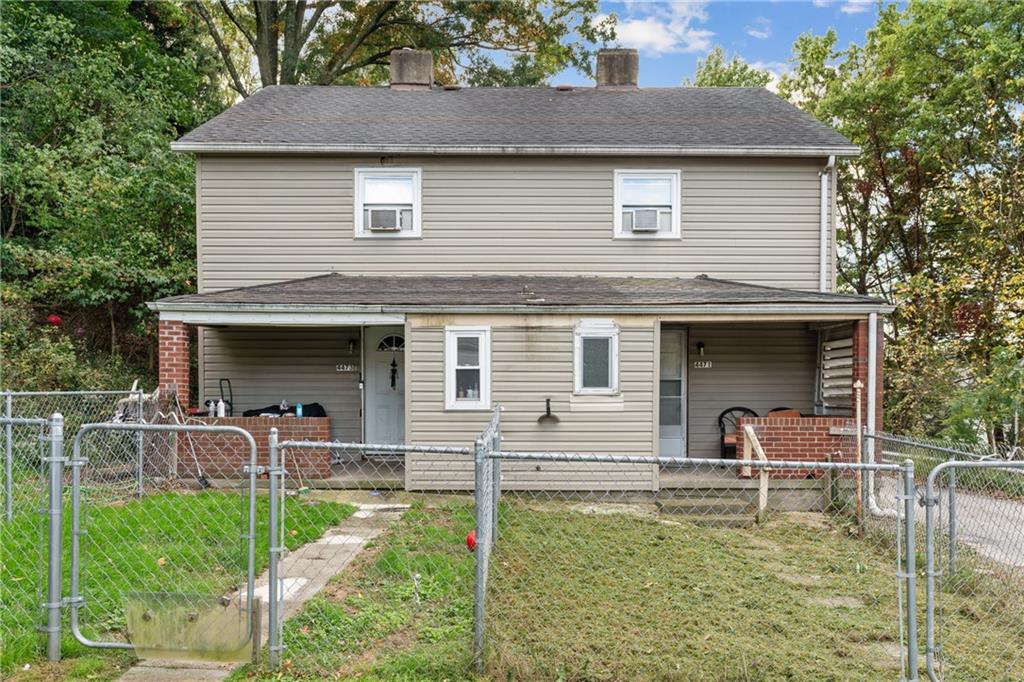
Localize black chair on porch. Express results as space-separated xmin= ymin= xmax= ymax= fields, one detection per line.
xmin=718 ymin=407 xmax=758 ymax=459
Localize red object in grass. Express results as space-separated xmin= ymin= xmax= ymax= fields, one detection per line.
xmin=466 ymin=529 xmax=476 ymax=552
xmin=46 ymin=314 xmax=62 ymax=326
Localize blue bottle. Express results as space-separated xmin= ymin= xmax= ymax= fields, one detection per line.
xmin=295 ymin=403 xmax=303 ymax=418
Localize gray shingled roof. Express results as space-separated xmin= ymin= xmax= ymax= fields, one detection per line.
xmin=155 ymin=274 xmax=883 ymax=309
xmin=172 ymin=86 xmax=857 ymax=155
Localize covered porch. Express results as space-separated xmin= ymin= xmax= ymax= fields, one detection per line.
xmin=150 ymin=274 xmax=888 ymax=493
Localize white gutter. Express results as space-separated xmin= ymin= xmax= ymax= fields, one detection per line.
xmin=149 ymin=301 xmax=894 ymax=320
xmin=819 ymin=154 xmax=836 ymax=292
xmin=170 ymin=141 xmax=862 ymax=157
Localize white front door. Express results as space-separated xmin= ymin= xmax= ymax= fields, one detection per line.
xmin=659 ymin=329 xmax=688 ymax=458
xmin=364 ymin=327 xmax=405 ymax=444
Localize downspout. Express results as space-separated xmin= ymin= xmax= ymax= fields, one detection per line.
xmin=819 ymin=155 xmax=836 ymax=292
xmin=865 ymin=311 xmax=897 ymax=519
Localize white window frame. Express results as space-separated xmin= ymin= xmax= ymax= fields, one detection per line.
xmin=613 ymin=169 xmax=681 ymax=240
xmin=574 ymin=319 xmax=620 ymax=395
xmin=354 ymin=168 xmax=422 ymax=239
xmin=444 ymin=326 xmax=491 ymax=410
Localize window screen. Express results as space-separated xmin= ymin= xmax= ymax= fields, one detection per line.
xmin=581 ymin=337 xmax=612 ymax=389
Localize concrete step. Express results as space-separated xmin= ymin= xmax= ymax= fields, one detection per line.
xmin=688 ymin=514 xmax=756 ymax=528
xmin=656 ymin=497 xmax=754 ymax=517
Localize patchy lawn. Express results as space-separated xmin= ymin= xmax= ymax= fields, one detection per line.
xmin=1 ymin=490 xmax=354 ymax=679
xmin=232 ymin=499 xmax=1023 ymax=682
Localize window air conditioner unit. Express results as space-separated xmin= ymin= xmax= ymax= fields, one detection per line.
xmin=630 ymin=208 xmax=661 ymax=232
xmin=367 ymin=207 xmax=401 ymax=231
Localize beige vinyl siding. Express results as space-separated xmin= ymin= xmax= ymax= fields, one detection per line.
xmin=405 ymin=314 xmax=657 ymax=491
xmin=685 ymin=324 xmax=817 ymax=459
xmin=196 ymin=155 xmax=831 ymax=293
xmin=200 ymin=327 xmax=360 ymax=441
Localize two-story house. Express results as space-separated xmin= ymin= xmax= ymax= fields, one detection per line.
xmin=150 ymin=48 xmax=890 ymax=491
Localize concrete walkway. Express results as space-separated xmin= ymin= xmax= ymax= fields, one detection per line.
xmin=118 ymin=496 xmax=408 ymax=681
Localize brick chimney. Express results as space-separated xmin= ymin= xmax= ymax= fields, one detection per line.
xmin=389 ymin=49 xmax=433 ymax=90
xmin=596 ymin=48 xmax=639 ymax=89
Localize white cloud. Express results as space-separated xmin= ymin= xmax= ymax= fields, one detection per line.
xmin=608 ymin=1 xmax=715 ymax=55
xmin=811 ymin=0 xmax=832 ymax=7
xmin=744 ymin=17 xmax=772 ymax=40
xmin=751 ymin=60 xmax=789 ymax=93
xmin=840 ymin=0 xmax=871 ymax=14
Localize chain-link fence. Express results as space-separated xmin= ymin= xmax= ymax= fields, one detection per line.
xmin=0 ymin=416 xmax=51 ymax=668
xmin=869 ymin=432 xmax=1024 ymax=681
xmin=264 ymin=435 xmax=479 ymax=676
xmin=2 ymin=390 xmax=147 ymax=524
xmin=474 ymin=423 xmax=918 ymax=680
xmin=68 ymin=422 xmax=260 ymax=662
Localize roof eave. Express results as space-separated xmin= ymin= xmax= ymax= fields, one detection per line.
xmin=150 ymin=300 xmax=894 ymax=319
xmin=169 ymin=142 xmax=861 ymax=157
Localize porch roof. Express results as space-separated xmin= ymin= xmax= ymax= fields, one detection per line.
xmin=150 ymin=274 xmax=891 ymax=322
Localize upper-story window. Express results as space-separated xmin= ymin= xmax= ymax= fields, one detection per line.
xmin=354 ymin=168 xmax=422 ymax=238
xmin=613 ymin=170 xmax=681 ymax=239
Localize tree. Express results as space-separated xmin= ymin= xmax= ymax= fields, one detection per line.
xmin=0 ymin=1 xmax=228 ymax=386
xmin=779 ymin=0 xmax=1024 ymax=438
xmin=191 ymin=0 xmax=615 ymax=96
xmin=684 ymin=46 xmax=772 ymax=88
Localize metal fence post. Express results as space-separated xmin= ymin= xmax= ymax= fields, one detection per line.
xmin=5 ymin=392 xmax=12 ymax=521
xmin=903 ymin=459 xmax=919 ymax=681
xmin=473 ymin=437 xmax=487 ymax=672
xmin=45 ymin=413 xmax=65 ymax=662
xmin=923 ymin=465 xmax=939 ymax=681
xmin=267 ymin=428 xmax=282 ymax=669
xmin=490 ymin=419 xmax=501 ymax=545
xmin=135 ymin=391 xmax=145 ymax=496
xmin=947 ymin=459 xmax=957 ymax=575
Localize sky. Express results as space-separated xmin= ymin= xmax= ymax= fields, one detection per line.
xmin=554 ymin=0 xmax=890 ymax=87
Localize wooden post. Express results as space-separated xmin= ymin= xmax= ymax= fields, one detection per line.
xmin=251 ymin=597 xmax=262 ymax=664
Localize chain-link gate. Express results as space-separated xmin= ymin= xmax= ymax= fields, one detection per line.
xmin=265 ymin=431 xmax=479 ymax=674
xmin=923 ymin=457 xmax=1024 ymax=681
xmin=68 ymin=422 xmax=260 ymax=662
xmin=869 ymin=431 xmax=1024 ymax=681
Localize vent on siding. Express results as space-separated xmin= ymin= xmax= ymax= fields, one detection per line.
xmin=818 ymin=334 xmax=853 ymax=413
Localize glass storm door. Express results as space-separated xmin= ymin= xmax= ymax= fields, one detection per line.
xmin=659 ymin=329 xmax=687 ymax=458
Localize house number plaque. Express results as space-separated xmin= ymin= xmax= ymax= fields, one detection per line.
xmin=693 ymin=361 xmax=713 ymax=369
xmin=335 ymin=363 xmax=358 ymax=373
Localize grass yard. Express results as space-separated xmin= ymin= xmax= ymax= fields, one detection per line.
xmin=1 ymin=490 xmax=354 ymax=679
xmin=231 ymin=499 xmax=1023 ymax=682
xmin=231 ymin=499 xmax=478 ymax=682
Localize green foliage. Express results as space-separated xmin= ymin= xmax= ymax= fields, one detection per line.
xmin=780 ymin=0 xmax=1024 ymax=439
xmin=0 ymin=1 xmax=229 ymax=389
xmin=944 ymin=347 xmax=1024 ymax=446
xmin=685 ymin=46 xmax=773 ymax=87
xmin=194 ymin=0 xmax=616 ymax=95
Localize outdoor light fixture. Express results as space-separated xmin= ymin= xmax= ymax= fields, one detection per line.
xmin=697 ymin=341 xmax=706 ymax=356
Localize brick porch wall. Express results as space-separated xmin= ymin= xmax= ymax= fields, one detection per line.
xmin=736 ymin=416 xmax=855 ymax=479
xmin=158 ymin=319 xmax=189 ymax=406
xmin=851 ymin=318 xmax=884 ymax=431
xmin=177 ymin=416 xmax=333 ymax=480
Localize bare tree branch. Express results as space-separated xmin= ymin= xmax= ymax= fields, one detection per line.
xmin=319 ymin=1 xmax=397 ymax=84
xmin=218 ymin=0 xmax=257 ymax=50
xmin=192 ymin=1 xmax=250 ymax=97
xmin=300 ymin=0 xmax=332 ymax=46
